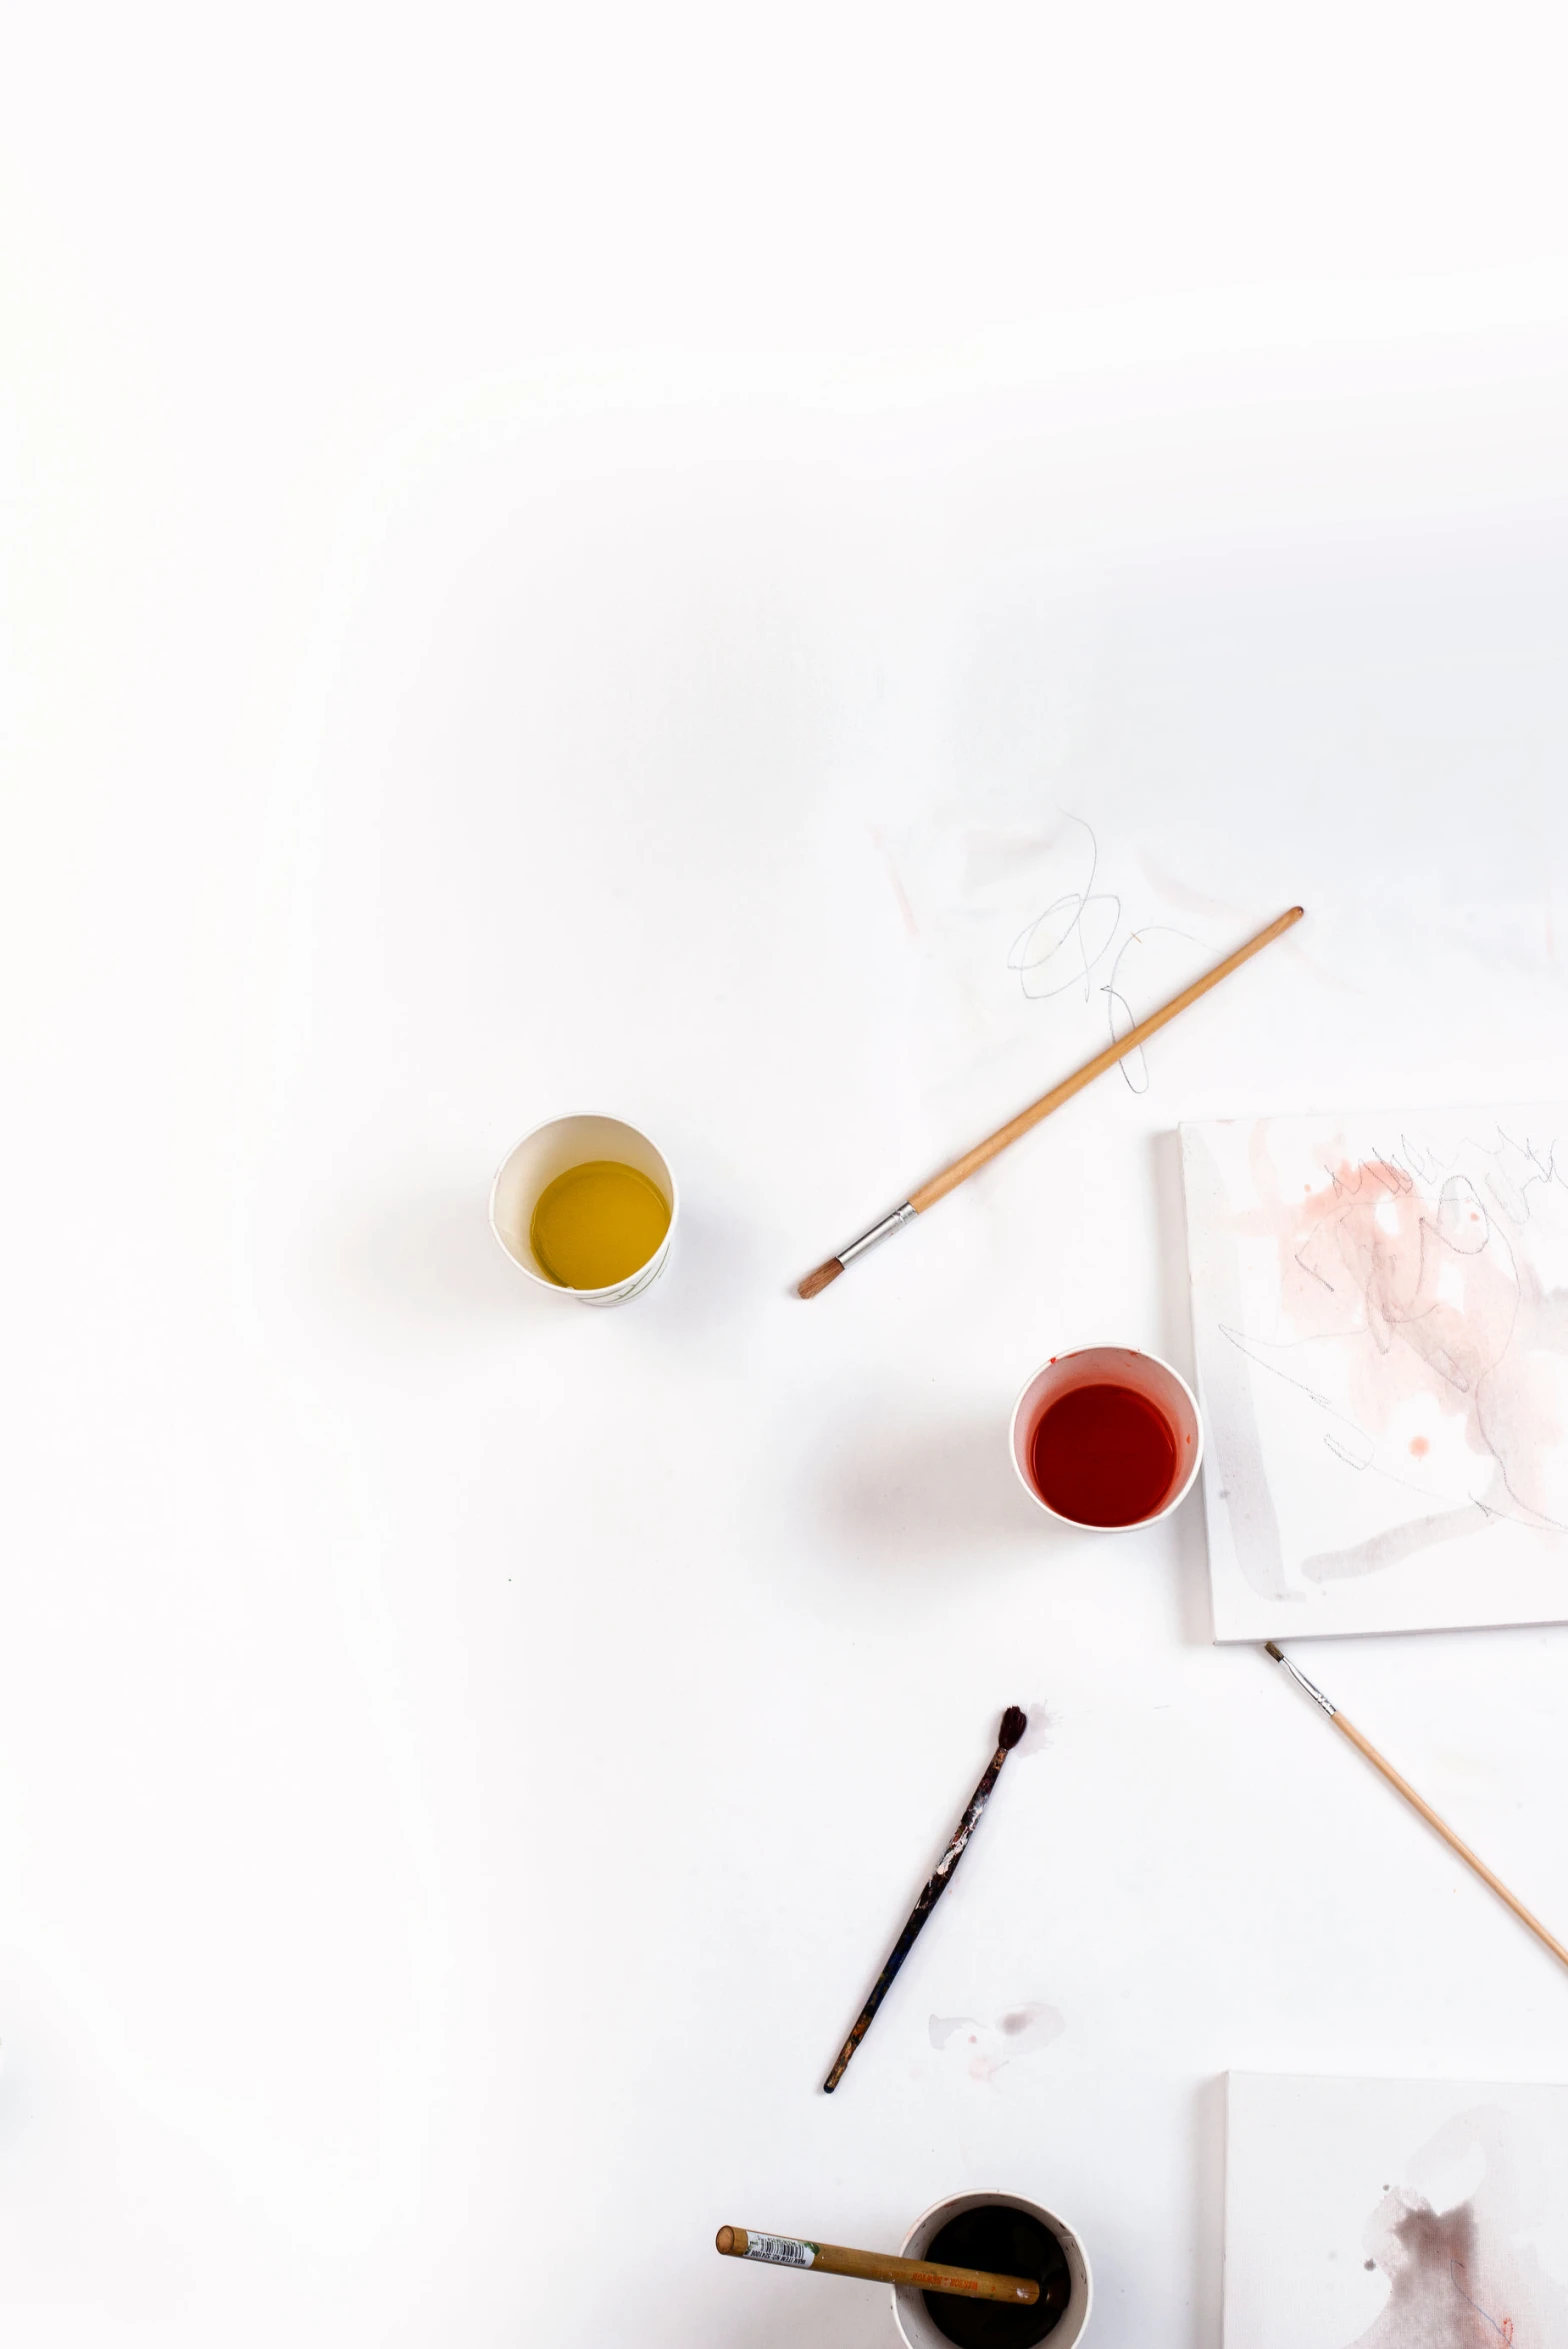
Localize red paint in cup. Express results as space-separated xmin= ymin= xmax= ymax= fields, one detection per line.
xmin=1028 ymin=1383 xmax=1178 ymax=1527
xmin=1009 ymin=1347 xmax=1203 ymax=1533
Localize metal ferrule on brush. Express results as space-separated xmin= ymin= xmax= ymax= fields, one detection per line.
xmin=836 ymin=1201 xmax=918 ymax=1266
xmin=1268 ymin=1642 xmax=1337 ymax=1719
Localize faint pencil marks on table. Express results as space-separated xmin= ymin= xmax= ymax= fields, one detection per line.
xmin=1006 ymin=815 xmax=1120 ymax=1003
xmin=1006 ymin=814 xmax=1196 ymax=1092
xmin=1102 ymin=925 xmax=1204 ymax=1093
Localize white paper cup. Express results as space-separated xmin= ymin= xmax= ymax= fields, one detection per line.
xmin=488 ymin=1115 xmax=677 ymax=1305
xmin=891 ymin=2192 xmax=1093 ymax=2349
xmin=1009 ymin=1346 xmax=1202 ymax=1530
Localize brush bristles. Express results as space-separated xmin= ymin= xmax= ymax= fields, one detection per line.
xmin=797 ymin=1258 xmax=844 ymax=1300
xmin=999 ymin=1705 xmax=1027 ymax=1748
xmin=1264 ymin=1642 xmax=1284 ymax=1662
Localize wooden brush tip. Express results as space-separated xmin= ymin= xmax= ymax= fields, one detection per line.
xmin=797 ymin=1258 xmax=844 ymax=1300
xmin=715 ymin=2227 xmax=740 ymax=2256
xmin=999 ymin=1705 xmax=1028 ymax=1748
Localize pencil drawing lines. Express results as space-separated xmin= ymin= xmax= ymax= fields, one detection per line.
xmin=1451 ymin=2262 xmax=1514 ymax=2344
xmin=1006 ymin=814 xmax=1121 ymax=1004
xmin=1006 ymin=814 xmax=1195 ymax=1092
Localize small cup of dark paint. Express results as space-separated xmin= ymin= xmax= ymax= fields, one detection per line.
xmin=891 ymin=2192 xmax=1092 ymax=2349
xmin=1010 ymin=1347 xmax=1202 ymax=1532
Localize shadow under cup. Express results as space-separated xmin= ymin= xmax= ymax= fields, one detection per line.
xmin=1009 ymin=1348 xmax=1203 ymax=1531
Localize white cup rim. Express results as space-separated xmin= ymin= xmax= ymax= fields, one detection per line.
xmin=1009 ymin=1345 xmax=1203 ymax=1532
xmin=891 ymin=2191 xmax=1093 ymax=2348
xmin=488 ymin=1113 xmax=679 ymax=1299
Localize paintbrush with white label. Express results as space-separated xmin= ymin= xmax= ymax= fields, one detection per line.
xmin=715 ymin=2226 xmax=1039 ymax=2307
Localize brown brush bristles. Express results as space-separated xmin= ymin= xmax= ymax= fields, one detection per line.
xmin=796 ymin=1258 xmax=844 ymax=1300
xmin=1264 ymin=1642 xmax=1284 ymax=1662
xmin=999 ymin=1705 xmax=1027 ymax=1748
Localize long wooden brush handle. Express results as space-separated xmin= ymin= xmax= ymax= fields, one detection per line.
xmin=908 ymin=905 xmax=1303 ymax=1211
xmin=798 ymin=906 xmax=1303 ymax=1294
xmin=715 ymin=2227 xmax=1039 ymax=2305
xmin=1333 ymin=1712 xmax=1568 ymax=1971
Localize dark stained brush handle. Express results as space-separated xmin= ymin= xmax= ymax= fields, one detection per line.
xmin=822 ymin=1739 xmax=1010 ymax=2093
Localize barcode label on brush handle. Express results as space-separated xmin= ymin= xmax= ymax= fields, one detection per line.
xmin=744 ymin=2233 xmax=816 ymax=2268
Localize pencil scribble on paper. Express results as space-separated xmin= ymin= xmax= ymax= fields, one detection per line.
xmin=1005 ymin=814 xmax=1121 ymax=1001
xmin=1005 ymin=813 xmax=1197 ymax=1091
xmin=1183 ymin=1109 xmax=1568 ymax=1639
xmin=872 ymin=812 xmax=1217 ymax=1112
xmin=1100 ymin=924 xmax=1201 ymax=1092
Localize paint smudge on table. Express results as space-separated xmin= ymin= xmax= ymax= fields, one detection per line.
xmin=929 ymin=2002 xmax=1065 ymax=2084
xmin=1012 ymin=1701 xmax=1057 ymax=1757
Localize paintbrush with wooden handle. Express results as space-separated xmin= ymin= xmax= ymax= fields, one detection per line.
xmin=798 ymin=906 xmax=1303 ymax=1298
xmin=823 ymin=1705 xmax=1028 ymax=2092
xmin=1265 ymin=1642 xmax=1568 ymax=1973
xmin=715 ymin=2226 xmax=1039 ymax=2306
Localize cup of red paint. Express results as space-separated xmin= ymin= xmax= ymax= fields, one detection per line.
xmin=1010 ymin=1347 xmax=1202 ymax=1531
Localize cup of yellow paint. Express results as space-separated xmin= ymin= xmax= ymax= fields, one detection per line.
xmin=489 ymin=1115 xmax=677 ymax=1304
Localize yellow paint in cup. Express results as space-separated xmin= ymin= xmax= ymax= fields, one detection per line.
xmin=490 ymin=1114 xmax=678 ymax=1305
xmin=528 ymin=1159 xmax=672 ymax=1290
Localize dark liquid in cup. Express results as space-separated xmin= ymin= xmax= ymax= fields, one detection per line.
xmin=920 ymin=2204 xmax=1073 ymax=2346
xmin=1028 ymin=1381 xmax=1177 ymax=1527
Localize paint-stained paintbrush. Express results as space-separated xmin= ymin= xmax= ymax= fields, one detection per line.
xmin=715 ymin=2225 xmax=1039 ymax=2305
xmin=797 ymin=906 xmax=1303 ymax=1298
xmin=1265 ymin=1643 xmax=1568 ymax=1973
xmin=823 ymin=1705 xmax=1028 ymax=2093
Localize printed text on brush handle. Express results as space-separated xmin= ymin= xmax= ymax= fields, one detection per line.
xmin=715 ymin=2228 xmax=1039 ymax=2303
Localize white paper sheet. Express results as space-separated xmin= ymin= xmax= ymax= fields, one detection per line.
xmin=1182 ymin=1107 xmax=1568 ymax=1639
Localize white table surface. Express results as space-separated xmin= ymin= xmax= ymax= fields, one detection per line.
xmin=6 ymin=8 xmax=1568 ymax=2342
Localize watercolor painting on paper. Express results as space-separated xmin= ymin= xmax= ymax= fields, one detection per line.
xmin=1223 ymin=2072 xmax=1568 ymax=2349
xmin=1181 ymin=1107 xmax=1568 ymax=1641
